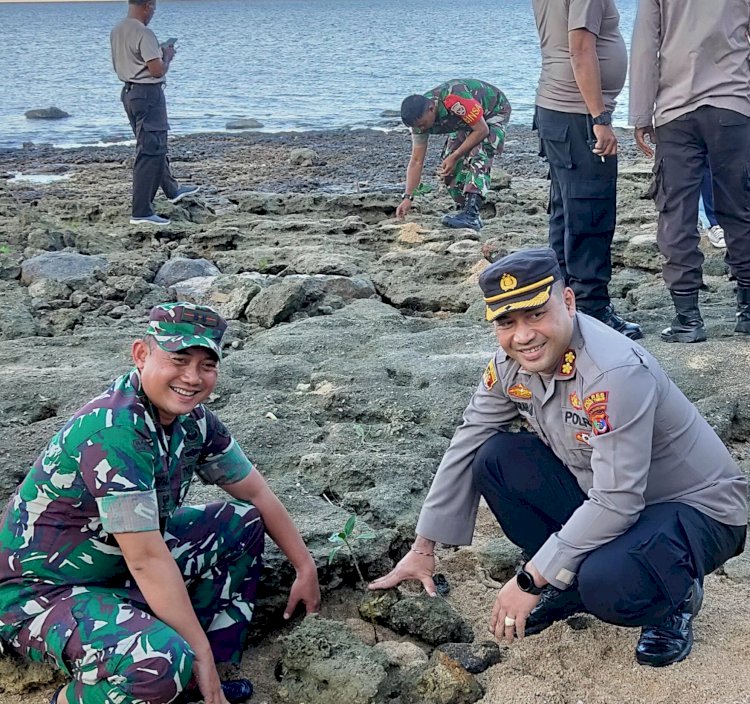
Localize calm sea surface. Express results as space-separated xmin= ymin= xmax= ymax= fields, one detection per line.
xmin=0 ymin=0 xmax=638 ymax=150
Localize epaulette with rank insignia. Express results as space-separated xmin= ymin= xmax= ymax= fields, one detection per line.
xmin=559 ymin=349 xmax=576 ymax=376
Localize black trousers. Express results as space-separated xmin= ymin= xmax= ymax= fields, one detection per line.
xmin=653 ymin=106 xmax=750 ymax=290
xmin=535 ymin=106 xmax=617 ymax=317
xmin=472 ymin=431 xmax=746 ymax=627
xmin=121 ymin=83 xmax=179 ymax=217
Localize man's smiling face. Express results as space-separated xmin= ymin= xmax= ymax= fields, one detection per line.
xmin=493 ymin=284 xmax=576 ymax=374
xmin=132 ymin=339 xmax=218 ymax=425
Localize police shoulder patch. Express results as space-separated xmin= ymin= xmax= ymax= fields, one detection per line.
xmin=483 ymin=358 xmax=498 ymax=391
xmin=583 ymin=391 xmax=611 ymax=435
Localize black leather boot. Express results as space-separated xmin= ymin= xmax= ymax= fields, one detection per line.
xmin=598 ymin=304 xmax=643 ymax=340
xmin=661 ymin=290 xmax=707 ymax=343
xmin=636 ymin=579 xmax=703 ymax=667
xmin=735 ymin=286 xmax=750 ymax=334
xmin=442 ymin=192 xmax=483 ymax=231
xmin=524 ymin=585 xmax=586 ymax=636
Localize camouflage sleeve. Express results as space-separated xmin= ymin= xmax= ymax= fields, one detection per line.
xmin=195 ymin=410 xmax=254 ymax=486
xmin=76 ymin=426 xmax=160 ymax=533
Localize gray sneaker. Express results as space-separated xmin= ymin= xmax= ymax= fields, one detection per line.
xmin=169 ymin=185 xmax=201 ymax=204
xmin=129 ymin=214 xmax=171 ymax=226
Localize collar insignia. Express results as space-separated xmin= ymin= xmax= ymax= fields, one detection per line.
xmin=559 ymin=349 xmax=576 ymax=376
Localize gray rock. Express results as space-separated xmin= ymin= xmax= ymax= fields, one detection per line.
xmin=170 ymin=274 xmax=262 ymax=321
xmin=435 ymin=641 xmax=502 ymax=674
xmin=24 ymin=107 xmax=70 ymax=120
xmin=244 ymin=277 xmax=309 ymax=327
xmin=0 ymin=253 xmax=22 ymax=281
xmin=373 ymin=641 xmax=428 ymax=670
xmin=27 ymin=279 xmax=72 ymax=302
xmin=386 ymin=595 xmax=474 ymax=646
xmin=225 ymin=118 xmax=264 ymax=130
xmin=289 ymin=148 xmax=321 ymax=166
xmin=404 ymin=650 xmax=484 ymax=704
xmin=724 ymin=553 xmax=750 ymax=583
xmin=0 ymin=283 xmax=36 ymax=340
xmin=359 ymin=589 xmax=400 ymax=623
xmin=21 ymin=252 xmax=109 ymax=288
xmin=154 ymin=257 xmax=220 ymax=288
xmin=279 ymin=616 xmax=397 ymax=704
xmin=380 ymin=109 xmax=401 ymax=118
xmin=476 ymin=536 xmax=523 ymax=581
xmin=27 ymin=230 xmax=65 ymax=252
xmin=489 ymin=168 xmax=512 ymax=190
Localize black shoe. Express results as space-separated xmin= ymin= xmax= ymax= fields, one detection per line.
xmin=635 ymin=579 xmax=703 ymax=667
xmin=661 ymin=290 xmax=707 ymax=343
xmin=598 ymin=304 xmax=643 ymax=340
xmin=524 ymin=585 xmax=586 ymax=636
xmin=183 ymin=679 xmax=254 ymax=704
xmin=441 ymin=192 xmax=483 ymax=231
xmin=736 ymin=286 xmax=750 ymax=334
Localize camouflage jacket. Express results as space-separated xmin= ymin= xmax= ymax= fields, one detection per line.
xmin=0 ymin=369 xmax=253 ymax=628
xmin=412 ymin=78 xmax=512 ymax=141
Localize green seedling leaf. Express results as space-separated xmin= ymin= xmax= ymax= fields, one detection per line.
xmin=328 ymin=532 xmax=343 ymax=543
xmin=357 ymin=532 xmax=376 ymax=540
xmin=344 ymin=514 xmax=357 ymax=537
xmin=328 ymin=546 xmax=343 ymax=564
xmin=413 ymin=182 xmax=433 ymax=196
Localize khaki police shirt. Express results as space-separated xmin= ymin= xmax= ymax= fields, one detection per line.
xmin=532 ymin=0 xmax=627 ymax=114
xmin=416 ymin=313 xmax=747 ymax=590
xmin=629 ymin=0 xmax=750 ymax=128
xmin=110 ymin=18 xmax=165 ymax=85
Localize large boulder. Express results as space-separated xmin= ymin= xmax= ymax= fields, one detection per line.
xmin=24 ymin=107 xmax=70 ymax=120
xmin=21 ymin=252 xmax=108 ymax=288
xmin=170 ymin=273 xmax=263 ymax=320
xmin=153 ymin=257 xmax=221 ymax=288
xmin=225 ymin=118 xmax=263 ymax=130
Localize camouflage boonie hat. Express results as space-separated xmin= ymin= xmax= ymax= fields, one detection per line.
xmin=479 ymin=247 xmax=562 ymax=322
xmin=146 ymin=302 xmax=228 ymax=359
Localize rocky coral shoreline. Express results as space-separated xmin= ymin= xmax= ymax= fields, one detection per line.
xmin=1 ymin=125 xmax=750 ymax=703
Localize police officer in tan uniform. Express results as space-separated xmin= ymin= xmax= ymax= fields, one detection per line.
xmin=371 ymin=247 xmax=747 ymax=667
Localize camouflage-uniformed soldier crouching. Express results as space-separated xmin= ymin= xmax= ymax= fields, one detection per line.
xmin=397 ymin=78 xmax=512 ymax=232
xmin=0 ymin=303 xmax=321 ymax=704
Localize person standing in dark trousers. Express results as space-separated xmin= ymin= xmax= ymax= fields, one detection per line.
xmin=630 ymin=0 xmax=750 ymax=342
xmin=531 ymin=0 xmax=641 ymax=340
xmin=111 ymin=0 xmax=200 ymax=226
xmin=371 ymin=247 xmax=746 ymax=668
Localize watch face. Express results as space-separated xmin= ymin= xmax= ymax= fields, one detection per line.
xmin=517 ymin=570 xmax=532 ymax=591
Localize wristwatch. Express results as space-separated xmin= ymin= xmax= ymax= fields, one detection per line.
xmin=516 ymin=563 xmax=544 ymax=595
xmin=592 ymin=110 xmax=612 ymax=126
xmin=401 ymin=193 xmax=414 ymax=201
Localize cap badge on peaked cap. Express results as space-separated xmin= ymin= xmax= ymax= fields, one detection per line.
xmin=500 ymin=273 xmax=518 ymax=292
xmin=145 ymin=302 xmax=228 ymax=359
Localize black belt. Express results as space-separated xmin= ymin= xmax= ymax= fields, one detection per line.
xmin=123 ymin=82 xmax=165 ymax=90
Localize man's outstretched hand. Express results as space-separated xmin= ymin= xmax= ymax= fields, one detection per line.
xmin=368 ymin=548 xmax=437 ymax=596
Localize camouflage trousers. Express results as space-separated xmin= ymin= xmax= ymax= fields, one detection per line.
xmin=3 ymin=501 xmax=264 ymax=704
xmin=441 ymin=123 xmax=507 ymax=203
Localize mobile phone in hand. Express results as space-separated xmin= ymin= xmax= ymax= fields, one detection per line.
xmin=162 ymin=37 xmax=178 ymax=47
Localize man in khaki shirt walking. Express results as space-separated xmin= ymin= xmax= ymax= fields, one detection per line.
xmin=371 ymin=247 xmax=746 ymax=668
xmin=629 ymin=0 xmax=750 ymax=342
xmin=111 ymin=0 xmax=200 ymax=226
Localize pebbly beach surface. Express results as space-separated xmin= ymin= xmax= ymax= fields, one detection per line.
xmin=1 ymin=124 xmax=750 ymax=704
